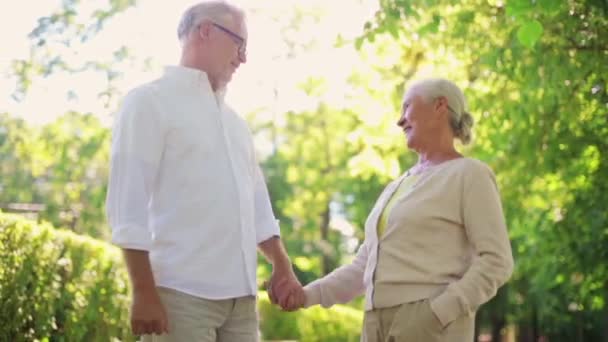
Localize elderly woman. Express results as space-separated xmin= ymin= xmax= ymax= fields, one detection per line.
xmin=294 ymin=78 xmax=514 ymax=341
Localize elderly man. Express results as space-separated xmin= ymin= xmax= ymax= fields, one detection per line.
xmin=106 ymin=1 xmax=303 ymax=340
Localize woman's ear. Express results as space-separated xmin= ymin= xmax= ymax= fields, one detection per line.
xmin=435 ymin=96 xmax=449 ymax=114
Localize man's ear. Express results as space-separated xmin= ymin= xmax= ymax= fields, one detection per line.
xmin=198 ymin=21 xmax=212 ymax=41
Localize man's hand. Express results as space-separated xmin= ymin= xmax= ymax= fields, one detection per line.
xmin=258 ymin=236 xmax=304 ymax=311
xmin=267 ymin=266 xmax=305 ymax=311
xmin=121 ymin=249 xmax=169 ymax=336
xmin=130 ymin=288 xmax=169 ymax=336
xmin=282 ymin=285 xmax=306 ymax=311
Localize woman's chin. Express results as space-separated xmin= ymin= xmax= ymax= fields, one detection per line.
xmin=405 ymin=137 xmax=416 ymax=150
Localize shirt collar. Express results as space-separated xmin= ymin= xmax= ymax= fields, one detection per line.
xmin=163 ymin=65 xmax=227 ymax=102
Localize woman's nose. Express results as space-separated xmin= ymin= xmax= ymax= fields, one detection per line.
xmin=397 ymin=113 xmax=406 ymax=127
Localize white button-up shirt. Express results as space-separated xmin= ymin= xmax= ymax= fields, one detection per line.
xmin=106 ymin=65 xmax=280 ymax=299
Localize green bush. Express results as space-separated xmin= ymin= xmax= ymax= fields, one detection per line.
xmin=0 ymin=212 xmax=134 ymax=341
xmin=0 ymin=212 xmax=363 ymax=341
xmin=258 ymin=292 xmax=363 ymax=342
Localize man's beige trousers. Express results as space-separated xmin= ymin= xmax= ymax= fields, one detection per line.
xmin=142 ymin=287 xmax=258 ymax=342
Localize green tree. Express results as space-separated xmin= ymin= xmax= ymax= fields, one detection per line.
xmin=360 ymin=0 xmax=607 ymax=340
xmin=12 ymin=0 xmax=137 ymax=104
xmin=0 ymin=113 xmax=110 ymax=239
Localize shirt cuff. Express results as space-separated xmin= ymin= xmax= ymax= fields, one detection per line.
xmin=255 ymin=219 xmax=281 ymax=244
xmin=111 ymin=224 xmax=152 ymax=251
xmin=303 ymin=281 xmax=322 ymax=308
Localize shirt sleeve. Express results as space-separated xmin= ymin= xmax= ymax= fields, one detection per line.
xmin=105 ymin=87 xmax=165 ymax=251
xmin=303 ymin=241 xmax=369 ymax=308
xmin=430 ymin=162 xmax=514 ymax=327
xmin=253 ymin=163 xmax=281 ymax=243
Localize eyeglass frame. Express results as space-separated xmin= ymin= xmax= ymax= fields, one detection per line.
xmin=209 ymin=22 xmax=247 ymax=58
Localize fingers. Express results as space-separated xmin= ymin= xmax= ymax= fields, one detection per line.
xmin=132 ymin=319 xmax=166 ymax=336
xmin=285 ymin=292 xmax=298 ymax=311
xmin=266 ymin=275 xmax=306 ymax=311
xmin=278 ymin=291 xmax=290 ymax=309
xmin=292 ymin=288 xmax=305 ymax=310
xmin=292 ymin=288 xmax=306 ymax=309
xmin=276 ymin=285 xmax=293 ymax=308
xmin=131 ymin=319 xmax=143 ymax=335
xmin=274 ymin=280 xmax=298 ymax=306
xmin=130 ymin=289 xmax=169 ymax=336
xmin=131 ymin=320 xmax=152 ymax=336
xmin=265 ymin=280 xmax=278 ymax=304
xmin=145 ymin=321 xmax=157 ymax=335
xmin=161 ymin=314 xmax=170 ymax=333
xmin=280 ymin=287 xmax=306 ymax=311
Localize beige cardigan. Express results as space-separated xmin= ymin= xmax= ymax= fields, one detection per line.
xmin=303 ymin=157 xmax=514 ymax=327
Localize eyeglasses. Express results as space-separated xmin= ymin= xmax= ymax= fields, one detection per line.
xmin=211 ymin=22 xmax=247 ymax=58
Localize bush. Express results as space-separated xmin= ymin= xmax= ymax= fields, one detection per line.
xmin=0 ymin=212 xmax=134 ymax=341
xmin=258 ymin=292 xmax=363 ymax=342
xmin=0 ymin=212 xmax=364 ymax=341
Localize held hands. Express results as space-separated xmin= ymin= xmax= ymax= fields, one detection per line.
xmin=265 ymin=267 xmax=306 ymax=311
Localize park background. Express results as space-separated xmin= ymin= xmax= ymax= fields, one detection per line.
xmin=0 ymin=0 xmax=606 ymax=341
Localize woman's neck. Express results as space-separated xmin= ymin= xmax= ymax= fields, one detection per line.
xmin=408 ymin=148 xmax=462 ymax=175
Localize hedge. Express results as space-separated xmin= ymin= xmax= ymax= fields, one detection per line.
xmin=0 ymin=212 xmax=133 ymax=341
xmin=259 ymin=292 xmax=363 ymax=342
xmin=0 ymin=212 xmax=362 ymax=341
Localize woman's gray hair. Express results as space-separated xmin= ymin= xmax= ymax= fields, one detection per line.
xmin=177 ymin=1 xmax=245 ymax=43
xmin=410 ymin=78 xmax=475 ymax=145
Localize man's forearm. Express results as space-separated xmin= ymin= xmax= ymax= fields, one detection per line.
xmin=259 ymin=236 xmax=303 ymax=309
xmin=122 ymin=249 xmax=157 ymax=291
xmin=258 ymin=236 xmax=292 ymax=271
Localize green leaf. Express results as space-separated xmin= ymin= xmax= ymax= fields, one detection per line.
xmin=418 ymin=14 xmax=441 ymax=36
xmin=354 ymin=37 xmax=364 ymax=50
xmin=388 ymin=20 xmax=400 ymax=39
xmin=517 ymin=20 xmax=543 ymax=48
xmin=457 ymin=11 xmax=475 ymax=24
xmin=506 ymin=0 xmax=533 ymax=19
xmin=538 ymin=0 xmax=563 ymax=13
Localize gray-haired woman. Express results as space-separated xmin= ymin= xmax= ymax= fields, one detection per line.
xmin=296 ymin=78 xmax=514 ymax=341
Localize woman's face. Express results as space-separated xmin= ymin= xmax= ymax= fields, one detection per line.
xmin=397 ymin=88 xmax=438 ymax=151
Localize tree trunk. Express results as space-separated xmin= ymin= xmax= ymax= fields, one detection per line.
xmin=474 ymin=314 xmax=480 ymax=342
xmin=532 ymin=306 xmax=539 ymax=342
xmin=603 ymin=281 xmax=608 ymax=342
xmin=320 ymin=204 xmax=331 ymax=276
xmin=491 ymin=317 xmax=505 ymax=342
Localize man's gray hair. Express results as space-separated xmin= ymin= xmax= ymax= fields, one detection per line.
xmin=410 ymin=78 xmax=475 ymax=145
xmin=177 ymin=1 xmax=245 ymax=42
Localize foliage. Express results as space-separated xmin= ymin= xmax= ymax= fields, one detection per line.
xmin=359 ymin=0 xmax=608 ymax=340
xmin=2 ymin=0 xmax=608 ymax=340
xmin=0 ymin=112 xmax=110 ymax=239
xmin=258 ymin=292 xmax=363 ymax=342
xmin=12 ymin=0 xmax=138 ymax=106
xmin=0 ymin=212 xmax=133 ymax=341
xmin=0 ymin=212 xmax=363 ymax=341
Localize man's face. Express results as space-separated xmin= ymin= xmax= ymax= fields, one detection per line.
xmin=203 ymin=15 xmax=247 ymax=89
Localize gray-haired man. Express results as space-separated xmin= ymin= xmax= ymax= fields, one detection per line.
xmin=106 ymin=1 xmax=304 ymax=340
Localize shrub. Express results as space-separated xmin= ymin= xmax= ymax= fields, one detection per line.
xmin=0 ymin=212 xmax=364 ymax=341
xmin=258 ymin=292 xmax=363 ymax=342
xmin=0 ymin=212 xmax=133 ymax=341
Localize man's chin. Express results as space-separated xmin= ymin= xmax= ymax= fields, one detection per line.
xmin=220 ymin=73 xmax=234 ymax=86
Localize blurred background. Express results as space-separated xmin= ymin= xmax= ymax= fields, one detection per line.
xmin=0 ymin=0 xmax=606 ymax=341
